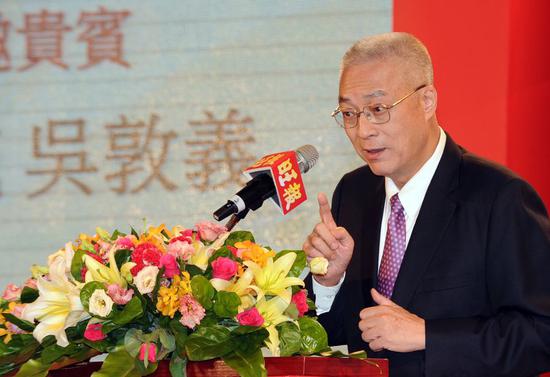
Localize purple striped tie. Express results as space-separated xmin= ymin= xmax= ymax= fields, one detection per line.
xmin=377 ymin=194 xmax=406 ymax=298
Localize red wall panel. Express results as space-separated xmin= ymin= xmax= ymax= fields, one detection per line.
xmin=394 ymin=0 xmax=549 ymax=208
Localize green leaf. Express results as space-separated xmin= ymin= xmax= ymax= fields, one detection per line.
xmin=3 ymin=314 xmax=35 ymax=332
xmin=130 ymin=227 xmax=139 ymax=238
xmin=0 ymin=334 xmax=39 ymax=367
xmin=83 ymin=338 xmax=111 ymax=353
xmin=71 ymin=249 xmax=87 ymax=282
xmin=39 ymin=343 xmax=81 ymax=364
xmin=231 ymin=328 xmax=269 ymax=355
xmin=156 ymin=329 xmax=176 ymax=360
xmin=184 ymin=325 xmax=232 ymax=361
xmin=110 ymin=229 xmax=125 ymax=241
xmin=298 ymin=316 xmax=328 ymax=355
xmin=275 ymin=250 xmax=306 ymax=277
xmin=169 ymin=320 xmax=188 ymax=358
xmin=0 ymin=362 xmax=18 ymax=376
xmin=184 ymin=265 xmax=204 ymax=278
xmin=231 ymin=325 xmax=262 ymax=335
xmin=190 ymin=276 xmax=214 ymax=310
xmin=222 ymin=348 xmax=266 ymax=377
xmin=134 ymin=359 xmax=158 ymax=376
xmin=277 ymin=322 xmax=301 ymax=356
xmin=19 ymin=287 xmax=39 ymax=304
xmin=80 ymin=281 xmax=106 ymax=312
xmin=224 ymin=231 xmax=255 ymax=247
xmin=306 ymin=297 xmax=316 ymax=311
xmin=90 ymin=346 xmax=141 ymax=377
xmin=169 ymin=353 xmax=187 ymax=377
xmin=115 ymin=249 xmax=133 ymax=270
xmin=207 ymin=246 xmax=232 ymax=264
xmin=111 ymin=297 xmax=144 ymax=327
xmin=123 ymin=329 xmax=144 ymax=359
xmin=14 ymin=358 xmax=50 ymax=377
xmin=65 ymin=319 xmax=89 ymax=342
xmin=213 ymin=291 xmax=240 ymax=318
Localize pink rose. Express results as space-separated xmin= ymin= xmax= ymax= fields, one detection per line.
xmin=237 ymin=308 xmax=264 ymax=326
xmin=139 ymin=343 xmax=157 ymax=363
xmin=24 ymin=278 xmax=38 ymax=290
xmin=236 ymin=307 xmax=264 ymax=327
xmin=160 ymin=254 xmax=180 ymax=278
xmin=211 ymin=257 xmax=237 ymax=280
xmin=195 ymin=221 xmax=226 ymax=242
xmin=107 ymin=284 xmax=134 ymax=305
xmin=2 ymin=284 xmax=21 ymax=301
xmin=84 ymin=323 xmax=106 ymax=342
xmin=291 ymin=290 xmax=309 ymax=317
xmin=167 ymin=241 xmax=195 ymax=261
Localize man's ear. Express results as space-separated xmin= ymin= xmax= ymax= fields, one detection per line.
xmin=422 ymin=85 xmax=437 ymax=120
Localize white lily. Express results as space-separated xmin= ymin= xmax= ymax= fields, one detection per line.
xmin=255 ymin=295 xmax=293 ymax=356
xmin=22 ymin=254 xmax=89 ymax=347
xmin=47 ymin=242 xmax=75 ymax=274
xmin=244 ymin=252 xmax=304 ymax=303
xmin=84 ymin=246 xmax=135 ymax=288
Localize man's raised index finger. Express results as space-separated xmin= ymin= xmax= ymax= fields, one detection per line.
xmin=318 ymin=192 xmax=337 ymax=229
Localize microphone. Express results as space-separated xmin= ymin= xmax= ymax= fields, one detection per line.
xmin=213 ymin=145 xmax=319 ymax=221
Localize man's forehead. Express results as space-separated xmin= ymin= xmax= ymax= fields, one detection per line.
xmin=338 ymin=89 xmax=388 ymax=104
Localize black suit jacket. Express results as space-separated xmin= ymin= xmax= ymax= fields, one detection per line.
xmin=310 ymin=135 xmax=550 ymax=376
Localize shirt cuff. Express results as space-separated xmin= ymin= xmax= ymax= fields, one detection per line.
xmin=312 ymin=273 xmax=346 ymax=315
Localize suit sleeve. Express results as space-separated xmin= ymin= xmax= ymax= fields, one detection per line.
xmin=425 ymin=178 xmax=550 ymax=377
xmin=306 ymin=178 xmax=348 ymax=346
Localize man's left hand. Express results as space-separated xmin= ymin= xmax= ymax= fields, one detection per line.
xmin=358 ymin=288 xmax=426 ymax=352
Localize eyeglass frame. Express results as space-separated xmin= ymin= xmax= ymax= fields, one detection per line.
xmin=331 ymin=84 xmax=428 ymax=128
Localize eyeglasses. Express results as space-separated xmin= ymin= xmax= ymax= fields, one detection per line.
xmin=331 ymin=84 xmax=427 ymax=128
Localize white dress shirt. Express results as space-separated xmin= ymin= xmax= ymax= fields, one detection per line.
xmin=313 ymin=127 xmax=447 ymax=314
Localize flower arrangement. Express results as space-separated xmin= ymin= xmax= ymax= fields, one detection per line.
xmin=0 ymin=222 xmax=329 ymax=377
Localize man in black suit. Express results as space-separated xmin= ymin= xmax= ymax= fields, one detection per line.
xmin=303 ymin=32 xmax=550 ymax=376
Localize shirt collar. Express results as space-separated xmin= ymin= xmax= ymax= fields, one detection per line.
xmin=385 ymin=127 xmax=447 ymax=217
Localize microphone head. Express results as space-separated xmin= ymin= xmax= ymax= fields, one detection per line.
xmin=295 ymin=144 xmax=319 ymax=173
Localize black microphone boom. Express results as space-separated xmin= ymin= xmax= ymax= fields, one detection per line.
xmin=213 ymin=145 xmax=319 ymax=222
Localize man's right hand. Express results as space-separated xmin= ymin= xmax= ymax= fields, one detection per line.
xmin=303 ymin=192 xmax=354 ymax=286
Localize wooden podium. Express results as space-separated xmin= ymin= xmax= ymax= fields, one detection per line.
xmin=47 ymin=357 xmax=389 ymax=377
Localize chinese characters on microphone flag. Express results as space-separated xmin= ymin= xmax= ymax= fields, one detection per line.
xmin=244 ymin=151 xmax=307 ymax=215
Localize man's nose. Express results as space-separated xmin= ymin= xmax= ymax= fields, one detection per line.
xmin=356 ymin=111 xmax=377 ymax=138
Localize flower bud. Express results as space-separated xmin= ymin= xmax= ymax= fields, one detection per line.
xmin=309 ymin=257 xmax=329 ymax=275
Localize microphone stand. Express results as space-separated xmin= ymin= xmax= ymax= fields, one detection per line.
xmin=225 ymin=208 xmax=250 ymax=231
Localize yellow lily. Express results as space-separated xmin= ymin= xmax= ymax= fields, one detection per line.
xmin=84 ymin=246 xmax=135 ymax=288
xmin=255 ymin=296 xmax=293 ymax=356
xmin=244 ymin=252 xmax=304 ymax=303
xmin=22 ymin=254 xmax=89 ymax=347
xmin=211 ymin=268 xmax=256 ymax=310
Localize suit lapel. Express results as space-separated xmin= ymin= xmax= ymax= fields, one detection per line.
xmin=360 ymin=176 xmax=385 ymax=307
xmin=345 ymin=173 xmax=385 ymax=348
xmin=391 ymin=135 xmax=462 ymax=308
